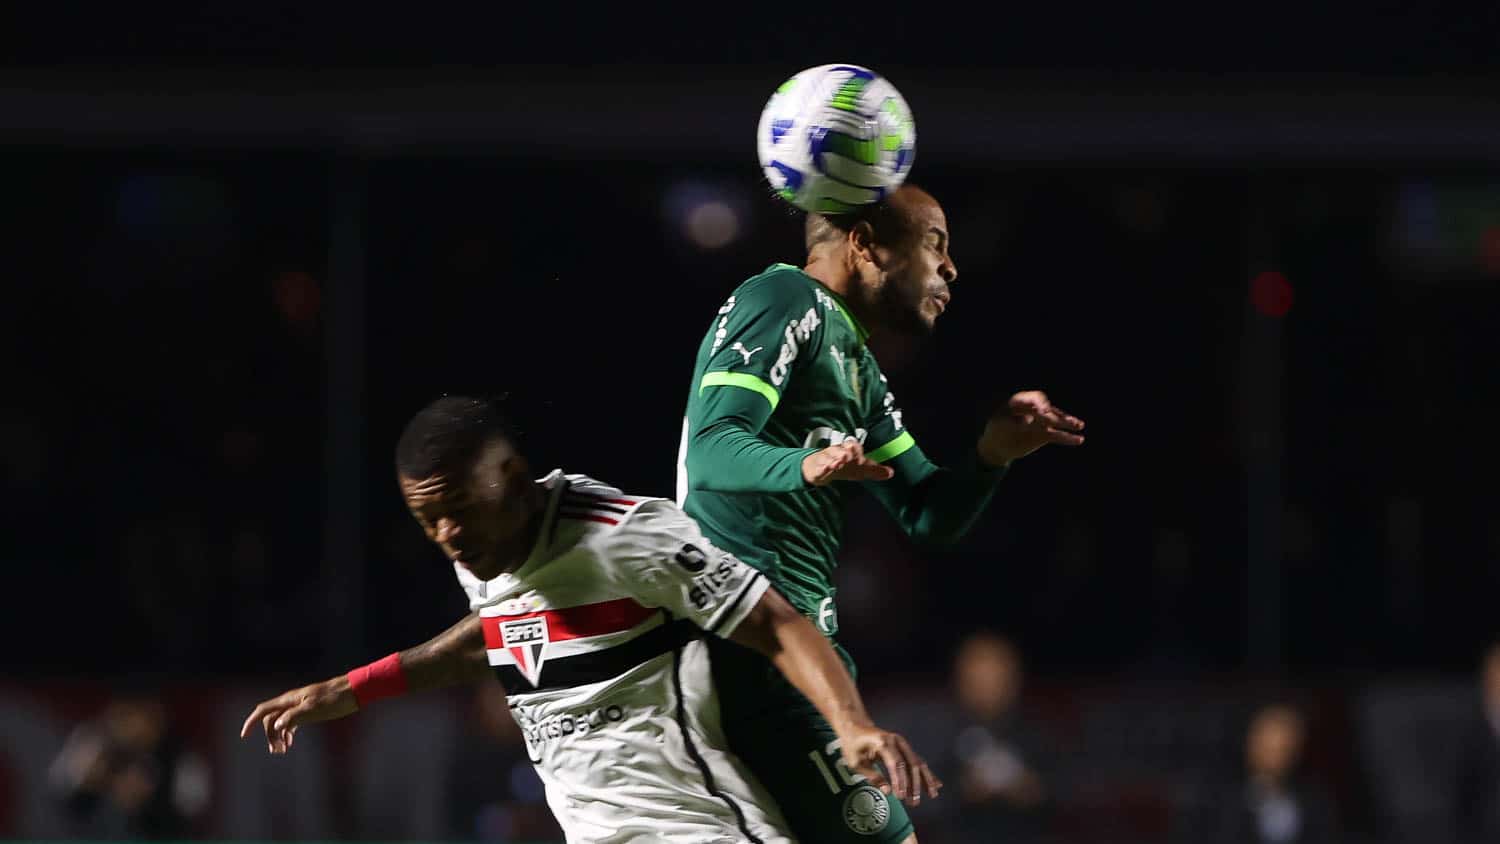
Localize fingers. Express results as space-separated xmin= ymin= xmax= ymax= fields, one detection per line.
xmin=1006 ymin=391 xmax=1086 ymax=448
xmin=878 ymin=745 xmax=913 ymax=803
xmin=828 ymin=441 xmax=892 ymax=482
xmin=274 ymin=702 xmax=313 ymax=735
xmin=240 ymin=703 xmax=271 ymax=740
xmin=804 ymin=446 xmax=848 ymax=485
xmin=1009 ymin=392 xmax=1085 ymax=433
xmin=912 ymin=755 xmax=936 ymax=803
xmin=805 ymin=441 xmax=894 ymax=486
xmin=262 ymin=711 xmax=282 ymax=753
xmin=1039 ymin=406 xmax=1085 ymax=434
xmin=1047 ymin=429 xmax=1085 ymax=446
xmin=885 ymin=732 xmax=936 ymax=804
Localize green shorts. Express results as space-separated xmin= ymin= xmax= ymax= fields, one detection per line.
xmin=707 ymin=635 xmax=914 ymax=843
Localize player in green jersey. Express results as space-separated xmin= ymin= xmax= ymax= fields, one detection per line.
xmin=676 ymin=184 xmax=1085 ymax=844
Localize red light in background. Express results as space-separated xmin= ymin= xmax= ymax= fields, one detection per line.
xmin=1250 ymin=271 xmax=1294 ymax=318
xmin=1479 ymin=225 xmax=1500 ymax=276
xmin=272 ymin=270 xmax=321 ymax=328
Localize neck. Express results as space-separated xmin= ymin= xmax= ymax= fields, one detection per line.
xmin=803 ymin=252 xmax=879 ymax=338
xmin=803 ymin=252 xmax=853 ymax=298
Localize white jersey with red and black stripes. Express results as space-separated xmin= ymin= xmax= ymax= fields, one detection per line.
xmin=452 ymin=469 xmax=789 ymax=844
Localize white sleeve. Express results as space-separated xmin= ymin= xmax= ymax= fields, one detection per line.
xmin=605 ymin=499 xmax=771 ymax=636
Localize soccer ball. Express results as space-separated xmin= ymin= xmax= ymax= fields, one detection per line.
xmin=756 ymin=64 xmax=917 ymax=214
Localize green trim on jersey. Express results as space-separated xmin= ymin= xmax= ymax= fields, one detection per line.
xmin=680 ymin=264 xmax=904 ymax=624
xmin=699 ymin=370 xmax=780 ymax=410
xmin=866 ymin=430 xmax=916 ymax=463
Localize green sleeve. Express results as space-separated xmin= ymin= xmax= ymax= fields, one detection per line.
xmin=859 ymin=374 xmax=1008 ymax=546
xmin=684 ymin=274 xmax=825 ymax=494
xmin=686 ymin=381 xmax=817 ymax=493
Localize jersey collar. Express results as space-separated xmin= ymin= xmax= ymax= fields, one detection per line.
xmin=773 ymin=262 xmax=871 ymax=344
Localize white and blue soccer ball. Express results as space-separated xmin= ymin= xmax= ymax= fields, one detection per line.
xmin=756 ymin=64 xmax=917 ymax=214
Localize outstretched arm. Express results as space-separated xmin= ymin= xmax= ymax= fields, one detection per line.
xmin=687 ymin=386 xmax=892 ymax=493
xmin=729 ymin=587 xmax=941 ymax=805
xmin=863 ymin=390 xmax=1086 ymax=547
xmin=239 ymin=613 xmax=489 ymax=754
xmin=604 ymin=499 xmax=939 ymax=803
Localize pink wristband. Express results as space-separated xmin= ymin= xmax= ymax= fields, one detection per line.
xmin=347 ymin=652 xmax=408 ymax=708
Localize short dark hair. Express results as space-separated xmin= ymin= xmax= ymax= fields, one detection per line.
xmin=803 ymin=193 xmax=916 ymax=254
xmin=395 ymin=395 xmax=518 ymax=479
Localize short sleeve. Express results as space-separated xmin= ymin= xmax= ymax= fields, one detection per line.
xmin=604 ymin=500 xmax=771 ymax=636
xmin=698 ymin=273 xmax=827 ymax=411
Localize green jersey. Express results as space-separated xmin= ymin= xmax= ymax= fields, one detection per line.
xmin=677 ymin=263 xmax=1007 ymax=636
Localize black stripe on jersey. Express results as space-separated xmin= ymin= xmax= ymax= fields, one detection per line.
xmin=557 ymin=508 xmax=618 ymax=521
xmin=562 ymin=496 xmax=628 ymax=515
xmin=671 ymin=642 xmax=765 ymax=844
xmin=493 ymin=617 xmax=698 ymax=696
xmin=566 ymin=490 xmax=629 ymax=501
xmin=708 ymin=571 xmax=765 ymax=635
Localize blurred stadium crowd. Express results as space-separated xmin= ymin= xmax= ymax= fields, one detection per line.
xmin=8 ymin=637 xmax=1500 ymax=842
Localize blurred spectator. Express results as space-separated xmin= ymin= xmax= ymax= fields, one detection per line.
xmin=447 ymin=679 xmax=560 ymax=842
xmin=1455 ymin=642 xmax=1500 ymax=842
xmin=47 ymin=692 xmax=209 ymax=838
xmin=1214 ymin=704 xmax=1339 ymax=844
xmin=942 ymin=631 xmax=1054 ymax=844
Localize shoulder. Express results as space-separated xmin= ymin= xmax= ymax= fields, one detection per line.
xmin=555 ymin=475 xmax=689 ymax=543
xmin=555 ymin=474 xmax=655 ymax=528
xmin=725 ymin=264 xmax=823 ymax=316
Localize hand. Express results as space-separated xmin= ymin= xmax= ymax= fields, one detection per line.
xmin=239 ymin=678 xmax=357 ymax=754
xmin=802 ymin=440 xmax=894 ymax=486
xmin=837 ymin=723 xmax=943 ymax=805
xmin=977 ymin=390 xmax=1085 ymax=466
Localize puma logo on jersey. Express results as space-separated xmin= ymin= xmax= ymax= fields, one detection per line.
xmin=730 ymin=342 xmax=763 ymax=365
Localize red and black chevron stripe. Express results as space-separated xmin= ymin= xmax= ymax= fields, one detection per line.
xmin=557 ymin=490 xmax=641 ymax=526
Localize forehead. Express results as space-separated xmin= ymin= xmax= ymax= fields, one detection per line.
xmin=887 ymin=193 xmax=947 ymax=242
xmin=907 ymin=197 xmax=947 ymax=233
xmin=399 ymin=439 xmax=514 ymax=501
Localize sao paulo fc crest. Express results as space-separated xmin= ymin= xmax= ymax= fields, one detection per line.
xmin=500 ymin=616 xmax=550 ymax=687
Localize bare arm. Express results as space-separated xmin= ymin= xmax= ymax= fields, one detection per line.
xmin=729 ymin=588 xmax=941 ymax=804
xmin=395 ymin=612 xmax=492 ymax=690
xmin=239 ymin=613 xmax=490 ymax=754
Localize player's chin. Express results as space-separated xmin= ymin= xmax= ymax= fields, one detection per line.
xmin=913 ymin=303 xmax=942 ymax=333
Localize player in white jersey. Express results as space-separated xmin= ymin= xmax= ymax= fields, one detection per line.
xmin=241 ymin=395 xmax=940 ymax=844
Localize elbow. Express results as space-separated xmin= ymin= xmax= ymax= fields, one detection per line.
xmin=727 ymin=587 xmax=800 ymax=657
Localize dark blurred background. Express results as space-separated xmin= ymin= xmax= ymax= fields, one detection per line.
xmin=3 ymin=6 xmax=1500 ymax=843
